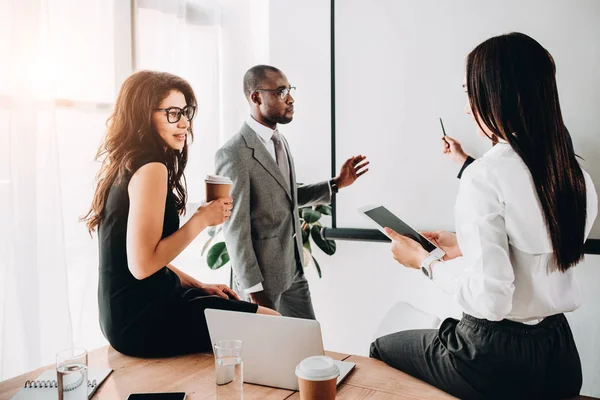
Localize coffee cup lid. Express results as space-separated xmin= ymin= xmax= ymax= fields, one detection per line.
xmin=295 ymin=356 xmax=340 ymax=381
xmin=205 ymin=175 xmax=232 ymax=184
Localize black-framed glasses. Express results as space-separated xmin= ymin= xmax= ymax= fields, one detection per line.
xmin=255 ymin=86 xmax=296 ymax=100
xmin=154 ymin=105 xmax=196 ymax=123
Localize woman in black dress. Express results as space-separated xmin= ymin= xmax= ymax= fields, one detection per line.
xmin=83 ymin=71 xmax=279 ymax=357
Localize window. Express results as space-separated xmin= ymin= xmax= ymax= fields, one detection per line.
xmin=0 ymin=0 xmax=125 ymax=378
xmin=1 ymin=0 xmax=270 ymax=380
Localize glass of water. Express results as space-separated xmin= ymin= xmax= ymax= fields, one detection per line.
xmin=214 ymin=340 xmax=243 ymax=400
xmin=56 ymin=348 xmax=88 ymax=400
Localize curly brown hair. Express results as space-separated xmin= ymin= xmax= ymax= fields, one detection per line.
xmin=82 ymin=70 xmax=197 ymax=232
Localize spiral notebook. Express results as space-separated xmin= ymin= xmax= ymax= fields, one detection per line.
xmin=11 ymin=367 xmax=112 ymax=399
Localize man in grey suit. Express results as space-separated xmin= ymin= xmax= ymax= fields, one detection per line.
xmin=215 ymin=65 xmax=369 ymax=319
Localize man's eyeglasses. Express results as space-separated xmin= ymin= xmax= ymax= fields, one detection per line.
xmin=255 ymin=86 xmax=296 ymax=100
xmin=154 ymin=105 xmax=196 ymax=124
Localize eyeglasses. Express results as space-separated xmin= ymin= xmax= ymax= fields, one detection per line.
xmin=154 ymin=105 xmax=196 ymax=123
xmin=255 ymin=86 xmax=296 ymax=100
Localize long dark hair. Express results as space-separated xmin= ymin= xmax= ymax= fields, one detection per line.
xmin=83 ymin=70 xmax=197 ymax=232
xmin=466 ymin=32 xmax=587 ymax=272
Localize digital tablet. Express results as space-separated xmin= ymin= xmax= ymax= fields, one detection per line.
xmin=358 ymin=204 xmax=445 ymax=259
xmin=127 ymin=393 xmax=186 ymax=400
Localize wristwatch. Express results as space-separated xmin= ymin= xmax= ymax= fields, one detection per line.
xmin=420 ymin=255 xmax=439 ymax=280
xmin=330 ymin=179 xmax=339 ymax=194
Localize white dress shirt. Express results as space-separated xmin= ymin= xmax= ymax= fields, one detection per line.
xmin=246 ymin=116 xmax=279 ymax=163
xmin=243 ymin=117 xmax=332 ymax=295
xmin=434 ymin=142 xmax=598 ymax=323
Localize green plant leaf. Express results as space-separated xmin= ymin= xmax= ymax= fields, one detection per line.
xmin=302 ymin=208 xmax=322 ymax=224
xmin=303 ymin=238 xmax=312 ymax=252
xmin=301 ymin=227 xmax=310 ymax=244
xmin=312 ymin=255 xmax=322 ymax=278
xmin=299 ymin=206 xmax=312 ymax=219
xmin=207 ymin=242 xmax=230 ymax=270
xmin=202 ymin=226 xmax=222 ymax=256
xmin=311 ymin=225 xmax=336 ymax=255
xmin=315 ymin=205 xmax=332 ymax=216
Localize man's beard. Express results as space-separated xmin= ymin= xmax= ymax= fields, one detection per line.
xmin=267 ymin=113 xmax=293 ymax=125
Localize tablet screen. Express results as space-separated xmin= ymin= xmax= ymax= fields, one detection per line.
xmin=364 ymin=206 xmax=437 ymax=252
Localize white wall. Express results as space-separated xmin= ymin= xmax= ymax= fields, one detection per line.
xmin=217 ymin=0 xmax=270 ymax=142
xmin=268 ymin=0 xmax=600 ymax=396
xmin=335 ymin=0 xmax=600 ymax=238
xmin=268 ymin=0 xmax=331 ymax=187
xmin=175 ymin=0 xmax=271 ymax=284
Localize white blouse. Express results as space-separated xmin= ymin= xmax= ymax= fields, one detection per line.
xmin=434 ymin=143 xmax=598 ymax=323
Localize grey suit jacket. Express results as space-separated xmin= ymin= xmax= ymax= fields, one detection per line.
xmin=214 ymin=122 xmax=331 ymax=297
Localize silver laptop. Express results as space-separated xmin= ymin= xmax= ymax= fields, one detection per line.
xmin=205 ymin=309 xmax=355 ymax=391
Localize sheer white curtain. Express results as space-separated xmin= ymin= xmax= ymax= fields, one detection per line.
xmin=135 ymin=0 xmax=271 ymax=285
xmin=136 ymin=0 xmax=234 ymax=285
xmin=137 ymin=0 xmax=222 ymax=205
xmin=0 ymin=0 xmax=270 ymax=381
xmin=0 ymin=0 xmax=118 ymax=380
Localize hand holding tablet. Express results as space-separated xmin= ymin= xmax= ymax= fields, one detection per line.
xmin=359 ymin=205 xmax=445 ymax=278
xmin=358 ymin=205 xmax=445 ymax=259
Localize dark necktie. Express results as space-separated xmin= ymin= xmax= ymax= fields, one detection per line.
xmin=271 ymin=130 xmax=291 ymax=189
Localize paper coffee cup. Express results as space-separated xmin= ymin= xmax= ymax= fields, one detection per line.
xmin=205 ymin=175 xmax=233 ymax=202
xmin=295 ymin=356 xmax=340 ymax=400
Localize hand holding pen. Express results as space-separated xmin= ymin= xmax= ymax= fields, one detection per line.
xmin=440 ymin=117 xmax=469 ymax=165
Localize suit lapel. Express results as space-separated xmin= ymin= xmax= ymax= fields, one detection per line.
xmin=241 ymin=123 xmax=292 ymax=201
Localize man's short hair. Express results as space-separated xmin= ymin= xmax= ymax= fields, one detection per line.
xmin=243 ymin=65 xmax=282 ymax=98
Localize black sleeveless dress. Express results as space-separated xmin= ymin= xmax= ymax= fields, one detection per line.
xmin=98 ymin=158 xmax=257 ymax=357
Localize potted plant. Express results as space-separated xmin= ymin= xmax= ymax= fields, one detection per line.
xmin=202 ymin=205 xmax=336 ymax=277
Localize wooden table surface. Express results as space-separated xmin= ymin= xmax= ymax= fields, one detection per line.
xmin=2 ymin=345 xmax=597 ymax=399
xmin=25 ymin=343 xmax=600 ymax=399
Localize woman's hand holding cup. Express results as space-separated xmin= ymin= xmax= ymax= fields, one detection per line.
xmin=196 ymin=197 xmax=233 ymax=227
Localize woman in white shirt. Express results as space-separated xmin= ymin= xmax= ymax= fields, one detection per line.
xmin=369 ymin=32 xmax=598 ymax=399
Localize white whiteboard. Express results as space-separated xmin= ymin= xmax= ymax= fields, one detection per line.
xmin=334 ymin=0 xmax=600 ymax=239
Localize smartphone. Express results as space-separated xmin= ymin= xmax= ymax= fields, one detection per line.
xmin=358 ymin=204 xmax=445 ymax=259
xmin=127 ymin=393 xmax=186 ymax=400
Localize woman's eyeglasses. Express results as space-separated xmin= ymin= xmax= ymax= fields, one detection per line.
xmin=155 ymin=105 xmax=196 ymax=124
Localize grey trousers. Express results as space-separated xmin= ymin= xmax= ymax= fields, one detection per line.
xmin=237 ymin=267 xmax=316 ymax=320
xmin=270 ymin=267 xmax=316 ymax=320
xmin=369 ymin=313 xmax=582 ymax=400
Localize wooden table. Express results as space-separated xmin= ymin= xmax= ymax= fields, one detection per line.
xmin=1 ymin=345 xmax=594 ymax=399
xmin=0 ymin=346 xmax=455 ymax=400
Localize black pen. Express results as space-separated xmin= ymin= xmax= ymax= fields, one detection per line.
xmin=439 ymin=117 xmax=449 ymax=145
xmin=439 ymin=117 xmax=447 ymax=136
